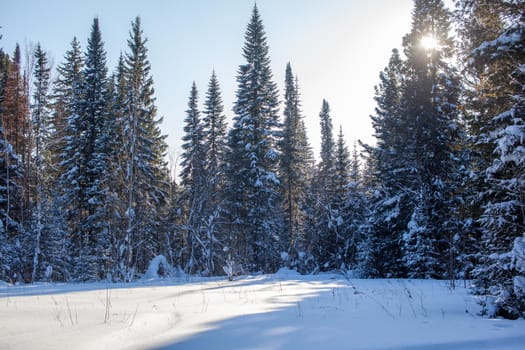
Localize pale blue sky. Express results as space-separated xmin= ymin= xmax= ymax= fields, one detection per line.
xmin=0 ymin=0 xmax=425 ymax=164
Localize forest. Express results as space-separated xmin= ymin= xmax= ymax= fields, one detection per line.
xmin=0 ymin=0 xmax=523 ymax=319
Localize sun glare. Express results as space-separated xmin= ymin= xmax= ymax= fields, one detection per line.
xmin=421 ymin=35 xmax=439 ymax=50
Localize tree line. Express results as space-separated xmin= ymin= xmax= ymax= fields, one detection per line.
xmin=0 ymin=0 xmax=523 ymax=319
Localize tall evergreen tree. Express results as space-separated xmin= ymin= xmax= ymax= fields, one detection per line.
xmin=57 ymin=37 xmax=86 ymax=281
xmin=59 ymin=18 xmax=112 ymax=280
xmin=179 ymin=82 xmax=206 ymax=274
xmin=0 ymin=119 xmax=23 ymax=282
xmin=309 ymin=99 xmax=339 ymax=271
xmin=279 ymin=63 xmax=314 ymax=268
xmin=122 ymin=16 xmax=168 ymax=278
xmin=180 ymin=82 xmax=204 ymax=192
xmin=361 ymin=49 xmax=409 ymax=278
xmin=51 ymin=37 xmax=83 ymax=180
xmin=225 ymin=5 xmax=282 ymax=272
xmin=458 ymin=0 xmax=525 ymax=318
xmin=332 ymin=125 xmax=351 ymax=268
xmin=30 ymin=43 xmax=51 ymax=282
xmin=399 ymin=0 xmax=463 ymax=279
xmin=318 ymin=100 xmax=335 ymax=190
xmin=334 ymin=126 xmax=350 ymax=201
xmin=345 ymin=140 xmax=367 ymax=270
xmin=203 ymin=71 xmax=227 ymax=188
xmin=201 ymin=71 xmax=228 ymax=275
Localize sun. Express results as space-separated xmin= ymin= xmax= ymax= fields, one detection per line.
xmin=421 ymin=35 xmax=439 ymax=50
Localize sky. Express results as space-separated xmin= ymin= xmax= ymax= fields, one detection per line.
xmin=0 ymin=0 xmax=424 ymax=164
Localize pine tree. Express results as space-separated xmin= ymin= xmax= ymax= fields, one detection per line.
xmin=318 ymin=100 xmax=335 ymax=189
xmin=309 ymin=99 xmax=339 ymax=271
xmin=345 ymin=141 xmax=367 ymax=270
xmin=225 ymin=5 xmax=282 ymax=273
xmin=358 ymin=49 xmax=409 ymax=278
xmin=58 ymin=37 xmax=87 ymax=281
xmin=180 ymin=82 xmax=204 ymax=193
xmin=201 ymin=71 xmax=228 ymax=275
xmin=59 ymin=18 xmax=111 ymax=280
xmin=179 ymin=82 xmax=206 ymax=274
xmin=458 ymin=0 xmax=525 ymax=318
xmin=30 ymin=43 xmax=52 ymax=282
xmin=122 ymin=16 xmax=168 ymax=278
xmin=399 ymin=0 xmax=463 ymax=279
xmin=49 ymin=41 xmax=83 ymax=280
xmin=203 ymin=71 xmax=227 ymax=188
xmin=105 ymin=53 xmax=129 ymax=281
xmin=279 ymin=63 xmax=314 ymax=268
xmin=333 ymin=126 xmax=351 ymax=268
xmin=0 ymin=119 xmax=23 ymax=282
xmin=51 ymin=37 xmax=83 ymax=181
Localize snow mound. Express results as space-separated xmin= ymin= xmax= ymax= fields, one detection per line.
xmin=275 ymin=267 xmax=301 ymax=278
xmin=142 ymin=255 xmax=172 ymax=280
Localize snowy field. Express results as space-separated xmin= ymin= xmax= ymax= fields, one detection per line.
xmin=1 ymin=269 xmax=524 ymax=350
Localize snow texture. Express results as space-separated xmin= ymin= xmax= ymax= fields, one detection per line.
xmin=1 ymin=273 xmax=524 ymax=350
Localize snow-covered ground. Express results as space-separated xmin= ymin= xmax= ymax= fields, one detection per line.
xmin=1 ymin=269 xmax=524 ymax=350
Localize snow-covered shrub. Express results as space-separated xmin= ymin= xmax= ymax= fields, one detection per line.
xmin=142 ymin=255 xmax=172 ymax=280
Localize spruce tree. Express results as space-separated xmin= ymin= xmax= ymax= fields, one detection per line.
xmin=51 ymin=37 xmax=83 ymax=181
xmin=458 ymin=0 xmax=525 ymax=318
xmin=399 ymin=0 xmax=463 ymax=279
xmin=0 ymin=119 xmax=23 ymax=282
xmin=332 ymin=126 xmax=351 ymax=268
xmin=310 ymin=99 xmax=339 ymax=271
xmin=202 ymin=71 xmax=228 ymax=274
xmin=180 ymin=82 xmax=205 ymax=193
xmin=279 ymin=63 xmax=314 ymax=268
xmin=58 ymin=37 xmax=86 ymax=281
xmin=122 ymin=16 xmax=168 ymax=278
xmin=59 ymin=18 xmax=112 ymax=280
xmin=225 ymin=5 xmax=282 ymax=272
xmin=30 ymin=43 xmax=52 ymax=282
xmin=345 ymin=141 xmax=367 ymax=270
xmin=50 ymin=40 xmax=84 ymax=282
xmin=180 ymin=82 xmax=206 ymax=274
xmin=203 ymin=71 xmax=227 ymax=188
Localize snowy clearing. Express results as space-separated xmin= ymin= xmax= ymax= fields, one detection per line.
xmin=1 ymin=270 xmax=524 ymax=350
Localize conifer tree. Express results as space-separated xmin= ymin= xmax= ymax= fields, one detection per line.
xmin=180 ymin=82 xmax=204 ymax=193
xmin=225 ymin=5 xmax=282 ymax=272
xmin=51 ymin=37 xmax=83 ymax=181
xmin=279 ymin=63 xmax=314 ymax=267
xmin=58 ymin=18 xmax=113 ymax=280
xmin=201 ymin=71 xmax=228 ymax=274
xmin=332 ymin=126 xmax=351 ymax=268
xmin=180 ymin=82 xmax=206 ymax=274
xmin=0 ymin=119 xmax=23 ymax=282
xmin=345 ymin=140 xmax=367 ymax=270
xmin=458 ymin=0 xmax=525 ymax=318
xmin=30 ymin=43 xmax=51 ymax=282
xmin=334 ymin=126 xmax=350 ymax=201
xmin=122 ymin=16 xmax=168 ymax=278
xmin=310 ymin=99 xmax=339 ymax=270
xmin=399 ymin=0 xmax=463 ymax=279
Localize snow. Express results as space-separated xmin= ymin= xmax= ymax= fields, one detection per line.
xmin=142 ymin=255 xmax=172 ymax=280
xmin=1 ymin=273 xmax=524 ymax=350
